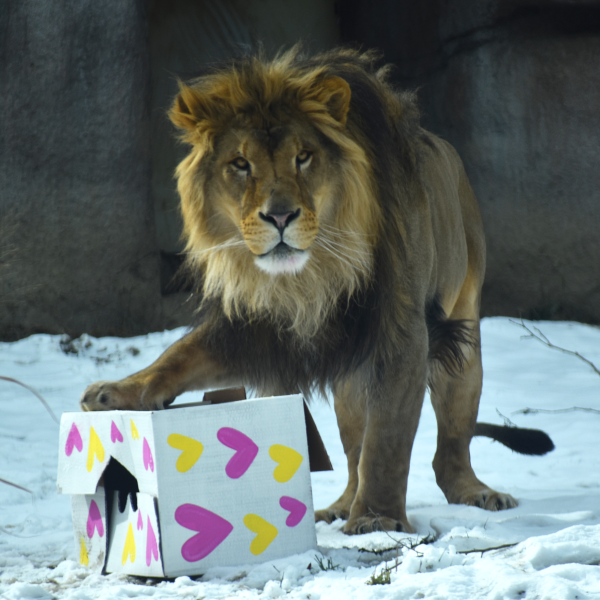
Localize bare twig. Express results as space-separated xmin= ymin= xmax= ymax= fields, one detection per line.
xmin=510 ymin=319 xmax=600 ymax=377
xmin=457 ymin=542 xmax=518 ymax=555
xmin=0 ymin=477 xmax=32 ymax=494
xmin=358 ymin=533 xmax=435 ymax=555
xmin=358 ymin=545 xmax=400 ymax=555
xmin=513 ymin=406 xmax=600 ymax=416
xmin=495 ymin=409 xmax=517 ymax=427
xmin=0 ymin=375 xmax=59 ymax=424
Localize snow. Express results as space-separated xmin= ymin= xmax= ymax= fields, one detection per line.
xmin=1 ymin=317 xmax=600 ymax=599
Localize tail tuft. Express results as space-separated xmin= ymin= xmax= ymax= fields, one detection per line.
xmin=474 ymin=423 xmax=555 ymax=455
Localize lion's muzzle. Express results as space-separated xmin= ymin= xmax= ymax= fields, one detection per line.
xmin=254 ymin=242 xmax=310 ymax=275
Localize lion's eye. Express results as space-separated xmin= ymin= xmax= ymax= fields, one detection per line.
xmin=231 ymin=157 xmax=250 ymax=172
xmin=296 ymin=150 xmax=312 ymax=168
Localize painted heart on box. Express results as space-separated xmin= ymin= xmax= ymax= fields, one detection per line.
xmin=175 ymin=503 xmax=233 ymax=562
xmin=143 ymin=438 xmax=154 ymax=472
xmin=167 ymin=433 xmax=204 ymax=473
xmin=279 ymin=496 xmax=307 ymax=527
xmin=86 ymin=499 xmax=104 ymax=538
xmin=111 ymin=420 xmax=123 ymax=443
xmin=122 ymin=522 xmax=136 ymax=565
xmin=65 ymin=422 xmax=83 ymax=457
xmin=217 ymin=427 xmax=259 ymax=479
xmin=80 ymin=538 xmax=89 ymax=566
xmin=269 ymin=444 xmax=303 ymax=483
xmin=146 ymin=517 xmax=159 ymax=566
xmin=243 ymin=514 xmax=278 ymax=555
xmin=86 ymin=427 xmax=105 ymax=472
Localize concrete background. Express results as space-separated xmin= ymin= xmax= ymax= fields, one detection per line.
xmin=0 ymin=1 xmax=165 ymax=340
xmin=340 ymin=0 xmax=600 ymax=323
xmin=1 ymin=0 xmax=598 ymax=340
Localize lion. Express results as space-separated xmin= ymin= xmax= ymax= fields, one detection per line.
xmin=80 ymin=48 xmax=553 ymax=534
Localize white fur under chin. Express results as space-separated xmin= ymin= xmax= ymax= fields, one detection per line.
xmin=254 ymin=250 xmax=310 ymax=275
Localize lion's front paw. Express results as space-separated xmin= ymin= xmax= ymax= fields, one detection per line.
xmin=315 ymin=506 xmax=350 ymax=524
xmin=80 ymin=380 xmax=157 ymax=412
xmin=458 ymin=488 xmax=518 ymax=511
xmin=80 ymin=381 xmax=114 ymax=411
xmin=343 ymin=513 xmax=413 ymax=535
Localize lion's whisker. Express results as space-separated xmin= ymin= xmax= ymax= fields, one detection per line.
xmin=316 ymin=234 xmax=370 ymax=261
xmin=317 ymin=231 xmax=373 ymax=251
xmin=317 ymin=235 xmax=370 ymax=258
xmin=320 ymin=234 xmax=371 ymax=250
xmin=313 ymin=239 xmax=367 ymax=273
xmin=319 ymin=223 xmax=374 ymax=239
xmin=185 ymin=239 xmax=246 ymax=256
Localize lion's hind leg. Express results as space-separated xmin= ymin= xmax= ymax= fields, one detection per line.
xmin=428 ymin=300 xmax=517 ymax=511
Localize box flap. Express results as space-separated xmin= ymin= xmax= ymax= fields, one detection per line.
xmin=105 ymin=491 xmax=164 ymax=577
xmin=71 ymin=489 xmax=108 ymax=573
xmin=302 ymin=403 xmax=333 ymax=472
xmin=204 ymin=387 xmax=247 ymax=403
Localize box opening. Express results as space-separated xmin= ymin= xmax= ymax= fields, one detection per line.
xmin=102 ymin=456 xmax=140 ymax=514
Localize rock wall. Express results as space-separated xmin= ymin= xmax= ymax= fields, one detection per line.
xmin=341 ymin=1 xmax=600 ymax=323
xmin=0 ymin=0 xmax=171 ymax=340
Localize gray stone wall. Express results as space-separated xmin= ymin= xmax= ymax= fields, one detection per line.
xmin=0 ymin=1 xmax=189 ymax=341
xmin=341 ymin=0 xmax=600 ymax=323
xmin=428 ymin=17 xmax=600 ymax=322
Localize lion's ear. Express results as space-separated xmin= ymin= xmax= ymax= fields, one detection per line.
xmin=169 ymin=83 xmax=215 ymax=133
xmin=316 ymin=76 xmax=352 ymax=126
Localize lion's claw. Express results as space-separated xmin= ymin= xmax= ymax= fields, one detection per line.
xmin=458 ymin=489 xmax=518 ymax=511
xmin=344 ymin=514 xmax=412 ymax=535
xmin=315 ymin=507 xmax=350 ymax=524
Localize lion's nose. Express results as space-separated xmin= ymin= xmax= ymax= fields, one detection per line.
xmin=259 ymin=209 xmax=300 ymax=233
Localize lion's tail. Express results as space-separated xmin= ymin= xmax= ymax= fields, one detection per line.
xmin=473 ymin=423 xmax=555 ymax=455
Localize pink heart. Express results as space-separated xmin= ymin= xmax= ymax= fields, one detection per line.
xmin=217 ymin=427 xmax=258 ymax=479
xmin=143 ymin=437 xmax=154 ymax=472
xmin=65 ymin=423 xmax=83 ymax=457
xmin=111 ymin=421 xmax=123 ymax=443
xmin=137 ymin=510 xmax=143 ymax=531
xmin=146 ymin=517 xmax=159 ymax=566
xmin=175 ymin=504 xmax=233 ymax=562
xmin=86 ymin=499 xmax=104 ymax=538
xmin=279 ymin=496 xmax=307 ymax=527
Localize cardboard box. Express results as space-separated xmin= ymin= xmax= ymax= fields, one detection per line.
xmin=57 ymin=391 xmax=331 ymax=577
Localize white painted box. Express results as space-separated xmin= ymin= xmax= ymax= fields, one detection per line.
xmin=57 ymin=393 xmax=330 ymax=577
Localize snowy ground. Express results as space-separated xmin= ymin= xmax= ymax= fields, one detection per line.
xmin=1 ymin=317 xmax=600 ymax=599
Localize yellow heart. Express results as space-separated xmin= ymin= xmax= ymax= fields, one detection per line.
xmin=167 ymin=433 xmax=204 ymax=473
xmin=122 ymin=522 xmax=136 ymax=565
xmin=86 ymin=427 xmax=105 ymax=472
xmin=130 ymin=420 xmax=139 ymax=440
xmin=80 ymin=537 xmax=89 ymax=566
xmin=269 ymin=444 xmax=303 ymax=483
xmin=243 ymin=514 xmax=278 ymax=555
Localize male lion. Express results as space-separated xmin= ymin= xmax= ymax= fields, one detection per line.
xmin=81 ymin=48 xmax=552 ymax=534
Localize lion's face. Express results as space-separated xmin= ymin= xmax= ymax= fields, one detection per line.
xmin=169 ymin=60 xmax=380 ymax=333
xmin=208 ymin=120 xmax=334 ymax=275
